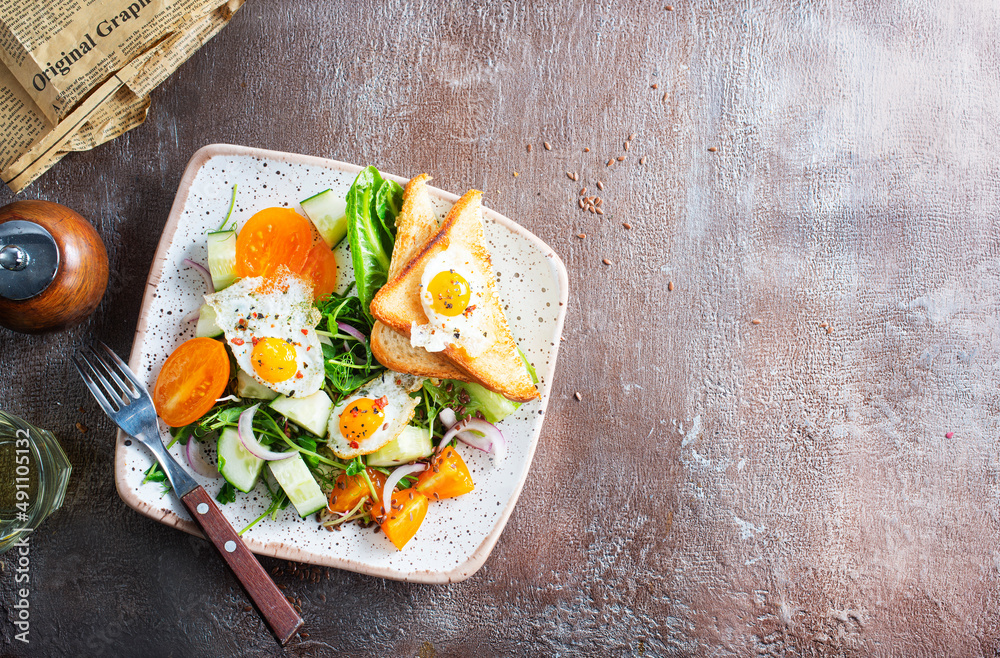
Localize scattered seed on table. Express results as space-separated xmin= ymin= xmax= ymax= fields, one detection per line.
xmin=623 ymin=222 xmax=632 ymax=229
xmin=595 ymin=208 xmax=604 ymax=215
xmin=603 ymin=258 xmax=613 ymax=266
xmin=668 ymin=281 xmax=675 ymax=291
xmin=616 ymin=155 xmax=625 ymax=162
xmin=580 ymin=187 xmax=587 ymax=195
xmin=752 ymin=319 xmax=762 ymax=325
xmin=589 ymin=206 xmax=596 ymax=214
xmin=651 ymin=83 xmax=659 ymax=89
xmin=526 ymin=144 xmax=532 ymax=152
xmin=639 ymin=156 xmax=647 ymax=165
xmin=607 ymin=158 xmax=614 ymax=166
xmin=662 ymin=92 xmax=669 ymax=101
xmin=826 ymin=327 xmax=834 ymax=334
xmin=578 ymin=199 xmax=585 ymax=209
xmin=666 ymin=4 xmax=674 ymax=10
xmin=708 ymin=146 xmax=718 ymax=152
xmin=574 ymin=392 xmax=582 ymax=401
xmin=513 ymin=171 xmax=519 ymax=177
xmin=577 ymin=233 xmax=586 ymax=239
xmin=544 ymin=142 xmax=552 ymax=150
xmin=573 ymin=172 xmax=580 ymax=181
xmin=584 ymin=147 xmax=590 ymax=152
xmin=624 ymin=142 xmax=631 ymax=152
xmin=595 ymin=197 xmax=603 ymax=206
xmin=597 ymin=180 xmax=605 ymax=190
xmin=629 ymin=132 xmax=637 ymax=140
xmin=819 ymin=322 xmax=828 ymax=328
xmin=566 ymin=172 xmax=575 ymax=180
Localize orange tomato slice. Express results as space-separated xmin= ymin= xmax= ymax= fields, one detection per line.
xmin=300 ymin=242 xmax=339 ymax=301
xmin=327 ymin=468 xmax=387 ymax=515
xmin=153 ymin=338 xmax=230 ymax=427
xmin=235 ymin=207 xmax=312 ymax=278
xmin=415 ymin=446 xmax=475 ymax=500
xmin=379 ymin=489 xmax=428 ymax=550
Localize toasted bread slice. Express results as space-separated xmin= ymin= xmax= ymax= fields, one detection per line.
xmin=370 ymin=190 xmax=539 ymax=402
xmin=370 ymin=174 xmax=471 ymax=380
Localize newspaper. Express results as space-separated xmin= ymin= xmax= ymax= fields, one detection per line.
xmin=0 ymin=0 xmax=244 ymax=193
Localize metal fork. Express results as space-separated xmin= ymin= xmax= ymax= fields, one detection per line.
xmin=74 ymin=341 xmax=303 ymax=645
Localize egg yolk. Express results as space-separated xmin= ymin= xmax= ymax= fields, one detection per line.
xmin=426 ymin=270 xmax=471 ymax=316
xmin=251 ymin=337 xmax=298 ymax=383
xmin=339 ymin=398 xmax=386 ymax=444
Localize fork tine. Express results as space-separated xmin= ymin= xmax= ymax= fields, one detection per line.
xmin=76 ymin=349 xmax=126 ymax=411
xmin=73 ymin=353 xmax=118 ymax=417
xmin=87 ymin=343 xmax=138 ymax=400
xmin=95 ymin=340 xmax=145 ymax=396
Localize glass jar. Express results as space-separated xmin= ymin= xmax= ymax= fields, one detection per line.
xmin=0 ymin=411 xmax=71 ymax=554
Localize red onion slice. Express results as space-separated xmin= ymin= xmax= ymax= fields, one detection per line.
xmin=337 ymin=321 xmax=367 ymax=343
xmin=185 ymin=436 xmax=221 ymax=479
xmin=183 ymin=258 xmax=215 ymax=294
xmin=237 ymin=404 xmax=297 ymax=461
xmin=438 ymin=417 xmax=506 ymax=460
xmin=382 ymin=463 xmax=427 ymax=518
xmin=438 ymin=408 xmax=457 ymax=429
xmin=182 ymin=308 xmax=201 ymax=324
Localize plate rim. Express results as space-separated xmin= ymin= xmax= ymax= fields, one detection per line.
xmin=113 ymin=143 xmax=569 ymax=583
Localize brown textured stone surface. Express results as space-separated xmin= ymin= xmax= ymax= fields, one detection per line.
xmin=3 ymin=1 xmax=1000 ymax=655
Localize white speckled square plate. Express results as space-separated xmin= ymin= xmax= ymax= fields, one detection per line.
xmin=114 ymin=144 xmax=567 ymax=583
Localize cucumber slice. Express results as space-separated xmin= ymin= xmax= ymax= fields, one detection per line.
xmin=236 ymin=369 xmax=278 ymax=400
xmin=300 ymin=189 xmax=348 ymax=248
xmin=367 ymin=425 xmax=434 ymax=467
xmin=217 ymin=427 xmax=264 ymax=493
xmin=458 ymin=381 xmax=519 ymax=424
xmin=207 ymin=230 xmax=238 ymax=290
xmin=195 ymin=303 xmax=223 ymax=338
xmin=268 ymin=454 xmax=327 ymax=517
xmin=270 ymin=391 xmax=333 ymax=437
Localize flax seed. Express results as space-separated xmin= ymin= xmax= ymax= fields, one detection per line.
xmin=622 ymin=222 xmax=631 ymax=229
xmin=819 ymin=322 xmax=827 ymax=328
xmin=580 ymin=187 xmax=587 ymax=195
xmin=639 ymin=156 xmax=646 ymax=165
xmin=827 ymin=327 xmax=834 ymax=334
xmin=666 ymin=4 xmax=674 ymax=10
xmin=409 ymin=491 xmax=414 ymax=500
xmin=597 ymin=180 xmax=604 ymax=190
xmin=651 ymin=83 xmax=659 ymax=89
xmin=578 ymin=199 xmax=585 ymax=209
xmin=708 ymin=146 xmax=718 ymax=152
xmin=624 ymin=142 xmax=631 ymax=151
xmin=573 ymin=172 xmax=580 ymax=181
xmin=584 ymin=147 xmax=590 ymax=152
xmin=577 ymin=233 xmax=586 ymax=239
xmin=526 ymin=144 xmax=532 ymax=152
xmin=567 ymin=172 xmax=574 ymax=180
xmin=589 ymin=206 xmax=596 ymax=214
xmin=607 ymin=158 xmax=614 ymax=166
xmin=595 ymin=208 xmax=604 ymax=215
xmin=668 ymin=281 xmax=674 ymax=292
xmin=595 ymin=197 xmax=603 ymax=206
xmin=617 ymin=155 xmax=626 ymax=161
xmin=574 ymin=391 xmax=582 ymax=401
xmin=603 ymin=258 xmax=613 ymax=266
xmin=752 ymin=319 xmax=762 ymax=325
xmin=662 ymin=92 xmax=668 ymax=101
xmin=544 ymin=142 xmax=552 ymax=150
xmin=513 ymin=171 xmax=519 ymax=177
xmin=433 ymin=492 xmax=440 ymax=500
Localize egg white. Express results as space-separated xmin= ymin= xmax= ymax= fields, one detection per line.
xmin=410 ymin=247 xmax=492 ymax=357
xmin=205 ymin=269 xmax=324 ymax=397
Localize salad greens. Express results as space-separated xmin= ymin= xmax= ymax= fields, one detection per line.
xmin=345 ymin=166 xmax=404 ymax=322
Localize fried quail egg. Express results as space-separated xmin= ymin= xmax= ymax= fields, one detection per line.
xmin=327 ymin=371 xmax=423 ymax=459
xmin=410 ymin=247 xmax=492 ymax=357
xmin=205 ymin=268 xmax=324 ymax=397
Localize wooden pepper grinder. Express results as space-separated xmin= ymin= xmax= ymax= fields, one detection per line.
xmin=0 ymin=200 xmax=108 ymax=333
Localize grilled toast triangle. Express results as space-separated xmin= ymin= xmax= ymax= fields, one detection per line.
xmin=370 ymin=189 xmax=539 ymax=402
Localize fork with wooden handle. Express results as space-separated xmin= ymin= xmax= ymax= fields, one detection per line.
xmin=73 ymin=341 xmax=303 ymax=645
